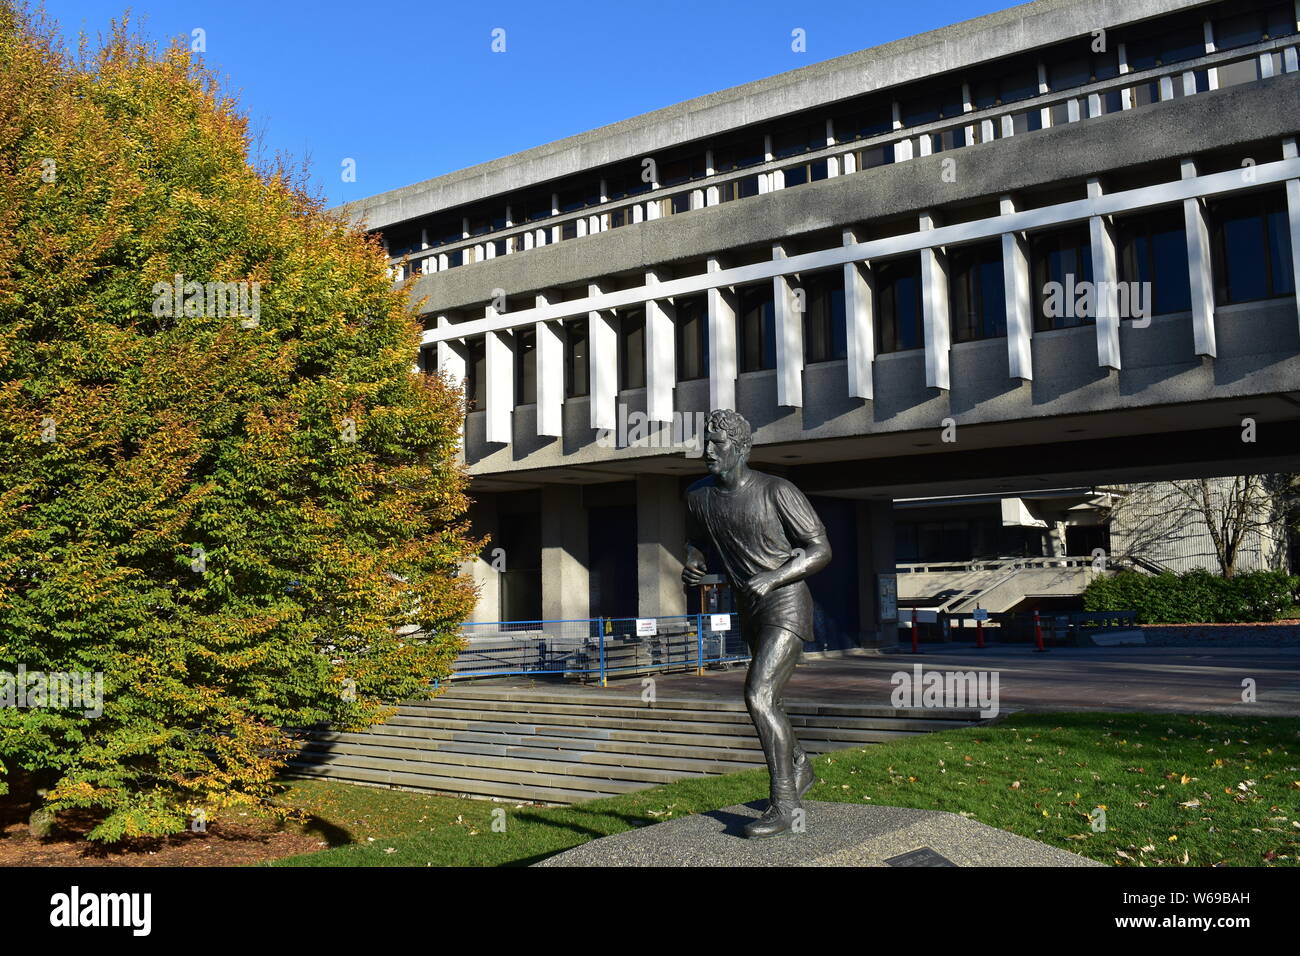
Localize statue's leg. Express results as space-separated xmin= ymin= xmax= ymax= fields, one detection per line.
xmin=743 ymin=625 xmax=803 ymax=807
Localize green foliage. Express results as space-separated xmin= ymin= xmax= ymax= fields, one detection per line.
xmin=0 ymin=6 xmax=477 ymax=840
xmin=1084 ymin=569 xmax=1299 ymax=624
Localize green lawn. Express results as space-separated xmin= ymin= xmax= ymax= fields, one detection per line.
xmin=267 ymin=711 xmax=1300 ymax=867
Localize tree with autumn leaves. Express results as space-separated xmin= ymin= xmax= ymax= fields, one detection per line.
xmin=0 ymin=5 xmax=477 ymax=840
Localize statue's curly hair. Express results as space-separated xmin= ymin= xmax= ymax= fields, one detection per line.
xmin=705 ymin=408 xmax=752 ymax=453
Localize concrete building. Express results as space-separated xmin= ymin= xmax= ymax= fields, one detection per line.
xmin=340 ymin=0 xmax=1300 ymax=652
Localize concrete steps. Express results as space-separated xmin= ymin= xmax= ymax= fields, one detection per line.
xmin=286 ymin=684 xmax=992 ymax=804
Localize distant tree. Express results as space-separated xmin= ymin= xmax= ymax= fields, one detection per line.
xmin=0 ymin=5 xmax=477 ymax=840
xmin=1104 ymin=476 xmax=1293 ymax=578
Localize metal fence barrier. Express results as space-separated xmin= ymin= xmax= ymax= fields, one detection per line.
xmin=450 ymin=613 xmax=748 ymax=684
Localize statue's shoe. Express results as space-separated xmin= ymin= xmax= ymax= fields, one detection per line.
xmin=743 ymin=802 xmax=800 ymax=839
xmin=794 ymin=757 xmax=817 ymax=798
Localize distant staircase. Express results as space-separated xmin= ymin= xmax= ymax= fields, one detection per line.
xmin=286 ymin=683 xmax=993 ymax=804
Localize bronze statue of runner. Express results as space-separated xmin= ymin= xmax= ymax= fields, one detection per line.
xmin=683 ymin=409 xmax=831 ymax=838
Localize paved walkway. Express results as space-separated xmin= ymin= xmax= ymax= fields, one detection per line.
xmin=475 ymin=645 xmax=1300 ymax=718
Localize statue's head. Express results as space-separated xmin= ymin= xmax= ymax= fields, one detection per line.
xmin=703 ymin=409 xmax=752 ymax=479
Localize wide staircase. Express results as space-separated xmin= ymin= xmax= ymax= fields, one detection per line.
xmin=286 ymin=683 xmax=994 ymax=804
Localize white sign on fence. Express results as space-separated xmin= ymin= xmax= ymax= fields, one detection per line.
xmin=709 ymin=614 xmax=731 ymax=632
xmin=914 ymin=609 xmax=938 ymax=624
xmin=635 ymin=618 xmax=658 ymax=637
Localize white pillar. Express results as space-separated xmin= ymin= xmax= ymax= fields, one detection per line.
xmin=535 ymin=291 xmax=563 ymax=438
xmin=588 ymin=282 xmax=618 ymax=431
xmin=919 ymin=212 xmax=951 ymax=391
xmin=1088 ymin=178 xmax=1122 ymax=370
xmin=1001 ymin=195 xmax=1033 ymax=381
xmin=843 ymin=229 xmax=875 ymax=400
xmin=435 ymin=316 xmax=466 ymax=391
xmin=772 ymin=244 xmax=804 ymax=408
xmin=1284 ymin=137 xmax=1300 ymax=332
xmin=1181 ymin=158 xmax=1217 ymax=358
xmin=706 ymin=257 xmax=737 ymax=411
xmin=645 ymin=269 xmax=676 ymax=424
xmin=485 ymin=305 xmax=513 ymax=445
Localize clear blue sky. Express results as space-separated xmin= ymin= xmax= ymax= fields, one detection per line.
xmin=42 ymin=0 xmax=1006 ymax=208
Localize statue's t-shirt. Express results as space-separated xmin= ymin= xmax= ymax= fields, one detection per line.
xmin=685 ymin=471 xmax=827 ymax=642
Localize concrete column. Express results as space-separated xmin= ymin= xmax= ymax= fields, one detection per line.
xmin=485 ymin=303 xmax=513 ymax=445
xmin=706 ymin=257 xmax=738 ymax=411
xmin=856 ymin=499 xmax=898 ymax=648
xmin=541 ymin=485 xmax=589 ymax=621
xmin=588 ymin=282 xmax=619 ymax=430
xmin=435 ymin=316 xmax=466 ymax=390
xmin=843 ymin=228 xmax=875 ymax=401
xmin=465 ymin=496 xmax=501 ymax=623
xmin=773 ymin=243 xmax=804 ymax=408
xmin=645 ymin=270 xmax=676 ymax=424
xmin=1000 ymin=195 xmax=1033 ymax=381
xmin=919 ymin=212 xmax=951 ymax=391
xmin=1088 ymin=178 xmax=1122 ymax=370
xmin=535 ymin=291 xmax=563 ymax=438
xmin=1284 ymin=138 xmax=1300 ymax=332
xmin=636 ymin=475 xmax=686 ymax=619
xmin=1181 ymin=159 xmax=1217 ymax=357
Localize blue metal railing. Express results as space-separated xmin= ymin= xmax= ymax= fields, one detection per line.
xmin=447 ymin=613 xmax=747 ymax=684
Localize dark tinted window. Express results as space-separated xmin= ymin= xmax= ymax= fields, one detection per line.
xmin=876 ymin=256 xmax=923 ymax=353
xmin=1116 ymin=207 xmax=1191 ymax=316
xmin=737 ymin=283 xmax=776 ymax=372
xmin=948 ymin=242 xmax=1007 ymax=341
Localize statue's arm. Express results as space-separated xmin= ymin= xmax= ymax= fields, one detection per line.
xmin=682 ymin=499 xmax=710 ymax=587
xmin=743 ymin=532 xmax=831 ymax=598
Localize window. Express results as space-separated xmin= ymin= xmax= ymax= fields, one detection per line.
xmin=717 ymin=175 xmax=761 ymax=203
xmin=713 ymin=137 xmax=765 ymax=172
xmin=675 ymin=294 xmax=709 ymax=382
xmin=1125 ymin=14 xmax=1205 ymax=70
xmin=385 ymin=224 xmax=421 ymax=258
xmin=557 ymin=182 xmax=599 ymax=213
xmin=736 ymin=284 xmax=776 ymax=372
xmin=1031 ymin=226 xmax=1094 ymax=330
xmin=465 ymin=336 xmax=486 ymax=410
xmin=606 ymin=169 xmax=652 ymax=201
xmin=781 ymin=158 xmax=828 ymax=187
xmin=426 ymin=218 xmax=463 ymax=247
xmin=876 ymin=256 xmax=923 ymax=353
xmin=564 ymin=318 xmax=589 ymax=397
xmin=514 ymin=327 xmax=536 ymax=406
xmin=900 ymin=86 xmax=963 ymax=127
xmin=659 ymin=153 xmax=707 ymax=187
xmin=971 ymin=66 xmax=1038 ymax=108
xmin=1116 ymin=208 xmax=1191 ymax=317
xmin=1214 ymin=2 xmax=1297 ymax=51
xmin=948 ymin=242 xmax=1007 ymax=342
xmin=854 ymin=143 xmax=895 ymax=170
xmin=801 ymin=270 xmax=847 ymax=363
xmin=1210 ymin=188 xmax=1296 ymax=304
xmin=834 ymin=103 xmax=892 ymax=143
xmin=617 ymin=308 xmax=645 ymax=391
xmin=772 ymin=119 xmax=825 ymax=159
xmin=1046 ymin=46 xmax=1121 ymax=90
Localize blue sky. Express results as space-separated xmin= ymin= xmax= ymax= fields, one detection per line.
xmin=42 ymin=0 xmax=1006 ymax=208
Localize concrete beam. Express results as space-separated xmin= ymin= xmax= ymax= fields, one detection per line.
xmin=919 ymin=212 xmax=951 ymax=391
xmin=535 ymin=291 xmax=563 ymax=437
xmin=1088 ymin=178 xmax=1122 ymax=370
xmin=707 ymin=257 xmax=738 ymax=411
xmin=485 ymin=304 xmax=513 ymax=444
xmin=588 ymin=282 xmax=619 ymax=431
xmin=843 ymin=228 xmax=875 ymax=400
xmin=1181 ymin=158 xmax=1217 ymax=358
xmin=1000 ymin=195 xmax=1034 ymax=381
xmin=773 ymin=243 xmax=804 ymax=407
xmin=645 ymin=270 xmax=676 ymax=424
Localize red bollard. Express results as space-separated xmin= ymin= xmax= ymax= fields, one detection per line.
xmin=1033 ymin=609 xmax=1046 ymax=652
xmin=911 ymin=607 xmax=920 ymax=654
xmin=975 ymin=614 xmax=985 ymax=650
